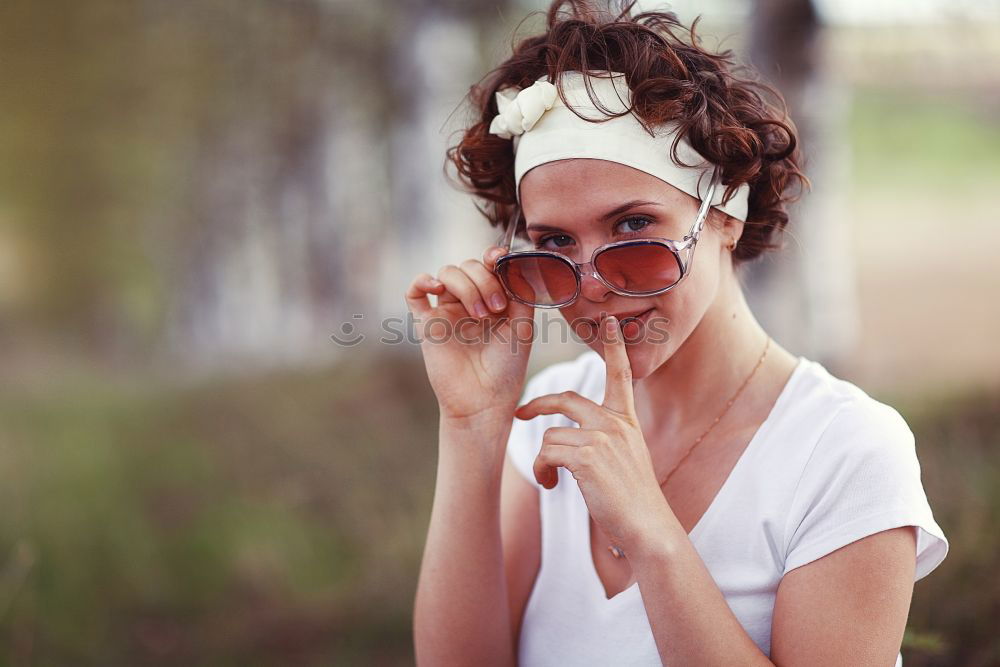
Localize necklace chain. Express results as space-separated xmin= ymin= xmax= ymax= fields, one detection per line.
xmin=608 ymin=336 xmax=772 ymax=560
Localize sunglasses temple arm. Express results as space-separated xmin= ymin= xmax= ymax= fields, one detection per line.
xmin=690 ymin=168 xmax=721 ymax=240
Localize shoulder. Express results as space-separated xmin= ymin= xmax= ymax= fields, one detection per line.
xmin=781 ymin=358 xmax=949 ymax=581
xmin=793 ymin=358 xmax=917 ymax=469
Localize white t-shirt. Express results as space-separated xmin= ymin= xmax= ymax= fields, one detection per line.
xmin=506 ymin=349 xmax=949 ymax=666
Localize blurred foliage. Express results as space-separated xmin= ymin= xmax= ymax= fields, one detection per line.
xmin=0 ymin=0 xmax=518 ymax=369
xmin=0 ymin=0 xmax=407 ymax=365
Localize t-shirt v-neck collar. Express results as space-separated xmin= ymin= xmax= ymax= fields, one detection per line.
xmin=581 ymin=355 xmax=809 ymax=604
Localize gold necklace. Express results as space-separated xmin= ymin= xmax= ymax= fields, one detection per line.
xmin=607 ymin=336 xmax=772 ymax=560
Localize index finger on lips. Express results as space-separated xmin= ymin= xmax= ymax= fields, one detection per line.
xmin=601 ymin=315 xmax=636 ymax=417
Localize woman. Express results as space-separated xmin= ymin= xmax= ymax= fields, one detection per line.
xmin=410 ymin=2 xmax=949 ymax=665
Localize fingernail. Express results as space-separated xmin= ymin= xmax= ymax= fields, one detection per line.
xmin=490 ymin=294 xmax=506 ymax=311
xmin=606 ymin=315 xmax=618 ymax=332
xmin=474 ymin=301 xmax=489 ymax=318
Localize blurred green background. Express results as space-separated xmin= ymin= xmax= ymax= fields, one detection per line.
xmin=1 ymin=0 xmax=998 ymax=665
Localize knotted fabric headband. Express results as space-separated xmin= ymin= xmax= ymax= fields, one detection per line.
xmin=488 ymin=70 xmax=750 ymax=222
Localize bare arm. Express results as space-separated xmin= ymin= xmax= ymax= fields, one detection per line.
xmin=770 ymin=526 xmax=916 ymax=666
xmin=500 ymin=454 xmax=542 ymax=650
xmin=626 ymin=505 xmax=917 ymax=666
xmin=413 ymin=413 xmax=518 ymax=667
xmin=408 ymin=244 xmax=536 ymax=666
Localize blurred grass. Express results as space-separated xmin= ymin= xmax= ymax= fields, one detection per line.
xmin=849 ymin=85 xmax=1000 ymax=191
xmin=888 ymin=388 xmax=1000 ymax=667
xmin=1 ymin=345 xmax=998 ymax=665
xmin=0 ymin=350 xmax=439 ymax=665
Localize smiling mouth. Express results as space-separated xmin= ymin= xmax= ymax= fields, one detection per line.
xmin=617 ymin=308 xmax=655 ymax=327
xmin=587 ymin=307 xmax=655 ymax=327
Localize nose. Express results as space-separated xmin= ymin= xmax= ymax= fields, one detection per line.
xmin=578 ymin=262 xmax=611 ymax=303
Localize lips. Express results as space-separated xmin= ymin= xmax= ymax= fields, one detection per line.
xmin=617 ymin=308 xmax=655 ymax=326
xmin=594 ymin=308 xmax=654 ymax=326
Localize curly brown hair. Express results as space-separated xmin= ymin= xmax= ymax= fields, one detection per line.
xmin=446 ymin=0 xmax=810 ymax=263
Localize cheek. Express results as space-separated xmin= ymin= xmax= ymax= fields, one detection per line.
xmin=649 ymin=270 xmax=713 ymax=329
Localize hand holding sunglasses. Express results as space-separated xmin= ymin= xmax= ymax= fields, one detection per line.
xmin=405 ymin=243 xmax=537 ymax=429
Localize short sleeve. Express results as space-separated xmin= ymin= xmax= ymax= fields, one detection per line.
xmin=782 ymin=399 xmax=949 ymax=582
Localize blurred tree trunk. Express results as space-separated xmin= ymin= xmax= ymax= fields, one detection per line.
xmin=375 ymin=1 xmax=518 ymax=324
xmin=165 ymin=1 xmax=353 ymax=372
xmin=744 ymin=0 xmax=859 ymax=372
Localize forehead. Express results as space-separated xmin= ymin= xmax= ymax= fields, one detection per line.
xmin=518 ymin=159 xmax=694 ymax=222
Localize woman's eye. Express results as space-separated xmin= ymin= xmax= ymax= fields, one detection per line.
xmin=535 ymin=234 xmax=574 ymax=250
xmin=615 ymin=216 xmax=652 ymax=235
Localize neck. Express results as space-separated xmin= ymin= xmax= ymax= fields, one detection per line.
xmin=633 ymin=266 xmax=770 ymax=439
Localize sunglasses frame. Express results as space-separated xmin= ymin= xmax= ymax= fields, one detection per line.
xmin=493 ymin=166 xmax=721 ymax=308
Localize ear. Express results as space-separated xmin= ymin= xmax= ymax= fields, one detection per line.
xmin=709 ymin=208 xmax=744 ymax=247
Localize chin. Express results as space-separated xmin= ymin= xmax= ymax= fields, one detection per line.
xmin=625 ymin=341 xmax=668 ymax=379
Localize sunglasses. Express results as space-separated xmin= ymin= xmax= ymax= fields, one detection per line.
xmin=493 ymin=167 xmax=720 ymax=308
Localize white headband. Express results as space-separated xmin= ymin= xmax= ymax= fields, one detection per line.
xmin=488 ymin=70 xmax=750 ymax=222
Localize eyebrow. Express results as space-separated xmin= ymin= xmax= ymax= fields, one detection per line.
xmin=525 ymin=199 xmax=665 ymax=234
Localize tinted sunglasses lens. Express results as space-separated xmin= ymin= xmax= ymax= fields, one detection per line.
xmin=498 ymin=255 xmax=577 ymax=306
xmin=594 ymin=243 xmax=682 ymax=292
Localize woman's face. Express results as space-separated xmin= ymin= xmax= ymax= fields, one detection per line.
xmin=518 ymin=158 xmax=736 ymax=379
